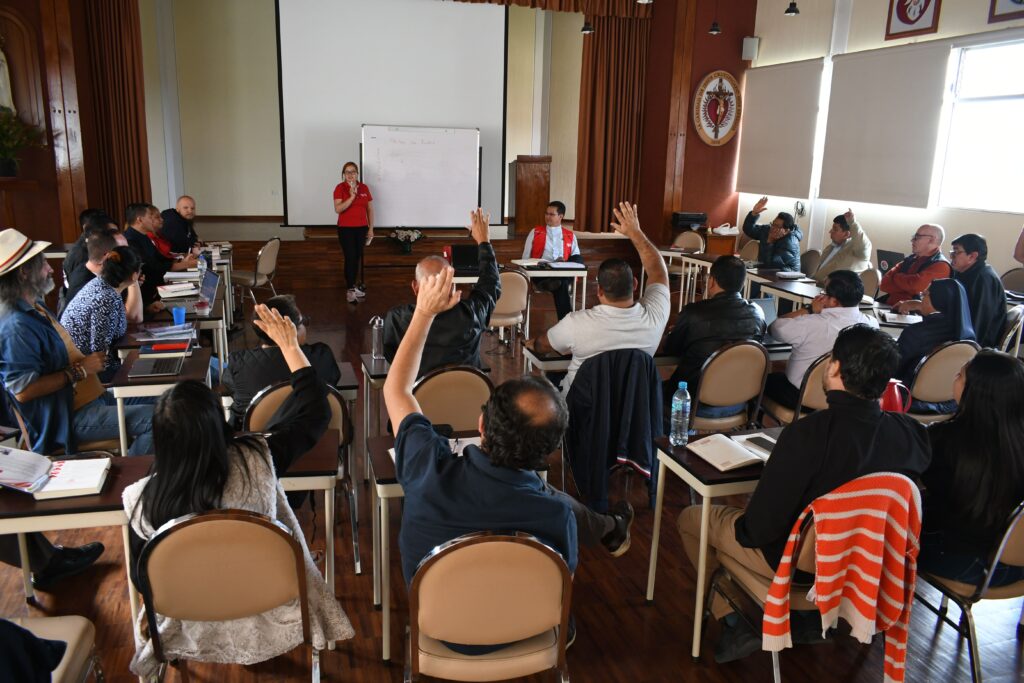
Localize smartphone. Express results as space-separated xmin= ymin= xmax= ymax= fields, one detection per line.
xmin=745 ymin=436 xmax=776 ymax=454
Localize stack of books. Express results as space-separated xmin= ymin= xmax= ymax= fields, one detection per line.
xmin=133 ymin=324 xmax=198 ymax=357
xmin=0 ymin=446 xmax=111 ymax=500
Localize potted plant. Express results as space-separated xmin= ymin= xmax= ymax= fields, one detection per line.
xmin=0 ymin=106 xmax=44 ymax=177
xmin=389 ymin=228 xmax=424 ymax=254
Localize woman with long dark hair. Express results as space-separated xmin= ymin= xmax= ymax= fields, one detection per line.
xmin=121 ymin=305 xmax=353 ymax=677
xmin=333 ymin=160 xmax=374 ymax=303
xmin=59 ymin=245 xmax=143 ymax=382
xmin=919 ymin=350 xmax=1024 ymax=587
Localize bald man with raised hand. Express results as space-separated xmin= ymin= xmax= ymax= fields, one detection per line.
xmin=160 ymin=195 xmax=200 ymax=254
xmin=382 ymin=208 xmax=500 ymax=376
xmin=880 ymin=223 xmax=953 ymax=306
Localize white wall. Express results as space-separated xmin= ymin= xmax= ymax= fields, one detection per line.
xmin=140 ymin=0 xmax=283 ymax=217
xmin=746 ymin=0 xmax=1024 ymax=274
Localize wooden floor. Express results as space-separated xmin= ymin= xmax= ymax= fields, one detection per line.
xmin=3 ymin=271 xmax=1022 ymax=682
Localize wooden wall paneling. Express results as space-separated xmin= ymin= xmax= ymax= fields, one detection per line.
xmin=511 ymin=155 xmax=551 ymax=237
xmin=38 ymin=0 xmax=83 ymax=243
xmin=662 ymin=0 xmax=698 ymax=246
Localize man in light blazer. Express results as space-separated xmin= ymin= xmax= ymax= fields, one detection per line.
xmin=811 ymin=208 xmax=873 ymax=284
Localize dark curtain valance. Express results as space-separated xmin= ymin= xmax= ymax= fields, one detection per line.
xmin=452 ymin=0 xmax=651 ymax=19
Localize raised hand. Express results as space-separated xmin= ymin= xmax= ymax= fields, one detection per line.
xmin=415 ymin=267 xmax=461 ymax=316
xmin=844 ymin=207 xmax=855 ymax=225
xmin=252 ymin=303 xmax=299 ymax=350
xmin=467 ymin=208 xmax=491 ymax=244
xmin=610 ymin=202 xmax=641 ymax=238
xmin=752 ymin=196 xmax=769 ymax=215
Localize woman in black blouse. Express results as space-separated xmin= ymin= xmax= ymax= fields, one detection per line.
xmin=919 ymin=350 xmax=1024 ymax=587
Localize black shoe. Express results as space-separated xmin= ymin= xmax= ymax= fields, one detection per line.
xmin=714 ymin=616 xmax=761 ymax=664
xmin=602 ymin=501 xmax=634 ymax=557
xmin=32 ymin=542 xmax=104 ymax=591
xmin=791 ymin=610 xmax=829 ymax=645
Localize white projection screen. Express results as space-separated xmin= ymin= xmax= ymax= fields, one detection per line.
xmin=277 ymin=0 xmax=506 ymax=228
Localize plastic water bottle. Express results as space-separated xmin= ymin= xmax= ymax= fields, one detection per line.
xmin=669 ymin=381 xmax=691 ymax=448
xmin=196 ymin=252 xmax=207 ymax=279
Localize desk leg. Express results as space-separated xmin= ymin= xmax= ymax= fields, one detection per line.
xmin=218 ymin=322 xmax=229 ymax=369
xmin=381 ymin=495 xmax=391 ymax=661
xmin=116 ymin=397 xmax=129 ymax=455
xmin=362 ymin=381 xmax=371 ymax=483
xmin=524 ymin=289 xmax=533 ymax=340
xmin=17 ymin=533 xmax=33 ymax=601
xmin=691 ymin=498 xmax=712 ymax=660
xmin=580 ymin=273 xmax=587 ymax=310
xmin=122 ymin=525 xmax=140 ymax=628
xmin=371 ymin=483 xmax=381 ymax=607
xmin=645 ymin=460 xmax=667 ymax=602
xmin=325 ymin=489 xmax=336 ymax=651
xmin=678 ymin=262 xmax=686 ymax=312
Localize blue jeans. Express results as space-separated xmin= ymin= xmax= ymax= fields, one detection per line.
xmin=73 ymin=394 xmax=153 ymax=456
xmin=696 ymin=403 xmax=746 ymax=419
xmin=919 ymin=530 xmax=1024 ymax=588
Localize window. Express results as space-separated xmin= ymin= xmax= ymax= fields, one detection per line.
xmin=937 ymin=41 xmax=1024 ymax=213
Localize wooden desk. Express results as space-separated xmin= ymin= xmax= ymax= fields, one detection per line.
xmin=112 ymin=322 xmax=200 ymax=360
xmin=510 ymin=262 xmax=588 ymax=338
xmin=0 ymin=456 xmax=151 ymax=621
xmin=109 ymin=349 xmax=213 ymax=454
xmin=645 ymin=428 xmax=783 ymax=660
xmin=147 ymin=280 xmax=228 ymax=366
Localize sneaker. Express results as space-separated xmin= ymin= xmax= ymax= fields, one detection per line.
xmin=346 ymin=288 xmax=358 ymax=303
xmin=32 ymin=542 xmax=105 ymax=591
xmin=601 ymin=500 xmax=634 ymax=557
xmin=353 ymin=288 xmax=366 ymax=299
xmin=714 ymin=615 xmax=761 ymax=664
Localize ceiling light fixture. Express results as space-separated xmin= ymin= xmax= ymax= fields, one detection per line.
xmin=636 ymin=0 xmax=653 ymax=4
xmin=709 ymin=0 xmax=721 ymax=35
xmin=581 ymin=20 xmax=594 ymax=34
xmin=784 ymin=1 xmax=800 ymax=16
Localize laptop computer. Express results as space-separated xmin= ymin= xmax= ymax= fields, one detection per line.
xmin=127 ymin=355 xmax=185 ymax=379
xmin=750 ymin=297 xmax=782 ymax=345
xmin=447 ymin=244 xmax=480 ymax=276
xmin=176 ymin=270 xmax=220 ymax=312
xmin=877 ymin=249 xmax=905 ymax=276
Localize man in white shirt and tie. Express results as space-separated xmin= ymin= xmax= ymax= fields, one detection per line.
xmin=521 ymin=201 xmax=582 ymax=320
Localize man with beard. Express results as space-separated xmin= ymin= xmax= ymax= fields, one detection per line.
xmin=0 ymin=229 xmax=154 ymax=589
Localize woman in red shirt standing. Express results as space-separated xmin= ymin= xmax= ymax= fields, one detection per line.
xmin=333 ymin=161 xmax=374 ymax=303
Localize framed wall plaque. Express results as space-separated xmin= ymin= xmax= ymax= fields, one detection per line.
xmin=885 ymin=0 xmax=942 ymax=40
xmin=692 ymin=70 xmax=741 ymax=147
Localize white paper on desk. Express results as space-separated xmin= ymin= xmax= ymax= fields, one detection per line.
xmin=388 ymin=436 xmax=483 ymax=464
xmin=511 ymin=258 xmax=545 ymax=267
xmin=686 ymin=433 xmax=765 ymax=472
xmin=546 ymin=262 xmax=586 ymax=270
xmin=0 ymin=446 xmax=52 ymax=493
xmin=882 ymin=312 xmax=923 ymax=324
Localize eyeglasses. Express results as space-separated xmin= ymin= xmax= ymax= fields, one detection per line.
xmin=949 ymin=249 xmax=965 ymax=257
xmin=910 ymin=234 xmax=931 ymax=241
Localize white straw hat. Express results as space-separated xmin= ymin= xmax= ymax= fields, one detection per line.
xmin=0 ymin=229 xmax=51 ymax=278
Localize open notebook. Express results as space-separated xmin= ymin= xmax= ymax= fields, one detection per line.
xmin=686 ymin=432 xmax=777 ymax=472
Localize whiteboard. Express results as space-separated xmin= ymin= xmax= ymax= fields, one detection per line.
xmin=361 ymin=125 xmax=480 ymax=228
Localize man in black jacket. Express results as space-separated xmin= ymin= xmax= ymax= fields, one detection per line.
xmin=742 ymin=195 xmax=804 ymax=272
xmin=123 ymin=202 xmax=197 ymax=308
xmin=160 ymin=195 xmax=200 ymax=254
xmin=663 ymin=255 xmax=766 ymax=407
xmin=950 ymin=233 xmax=1007 ymax=348
xmin=222 ymin=294 xmax=340 ymax=428
xmin=383 ymin=208 xmax=499 ymax=376
xmin=677 ymin=324 xmax=931 ymax=663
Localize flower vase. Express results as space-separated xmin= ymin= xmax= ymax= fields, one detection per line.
xmin=400 ymin=242 xmax=413 ymax=254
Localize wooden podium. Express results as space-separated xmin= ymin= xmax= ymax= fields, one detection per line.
xmin=508 ymin=155 xmax=551 ymax=238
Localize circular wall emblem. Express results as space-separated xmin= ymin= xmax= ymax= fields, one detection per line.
xmin=693 ymin=70 xmax=741 ymax=147
xmin=896 ymin=0 xmax=932 ymax=24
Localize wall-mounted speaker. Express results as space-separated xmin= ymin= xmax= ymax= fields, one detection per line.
xmin=742 ymin=36 xmax=760 ymax=62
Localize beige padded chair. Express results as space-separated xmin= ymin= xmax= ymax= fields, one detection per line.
xmin=860 ymin=268 xmax=881 ymax=299
xmin=406 ymin=531 xmax=571 ymax=683
xmin=1000 ymin=305 xmax=1024 ymax=357
xmin=412 ymin=366 xmax=494 ymax=432
xmin=689 ymin=341 xmax=769 ymax=433
xmin=738 ymin=240 xmax=760 ymax=262
xmin=1001 ymin=267 xmax=1024 ymax=294
xmin=800 ymin=249 xmax=821 ymax=276
xmin=906 ymin=341 xmax=981 ymax=425
xmin=234 ymin=237 xmax=281 ymax=308
xmin=137 ymin=509 xmax=322 ymax=681
xmin=7 ymin=615 xmax=104 ymax=682
xmin=489 ymin=269 xmax=529 ymax=346
xmin=672 ymin=230 xmax=705 ymax=252
xmin=915 ymin=499 xmax=1024 ymax=682
xmin=760 ymin=352 xmax=831 ymax=426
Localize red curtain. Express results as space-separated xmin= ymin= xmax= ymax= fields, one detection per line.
xmin=453 ymin=0 xmax=650 ymax=18
xmin=575 ymin=15 xmax=650 ymax=232
xmin=82 ymin=0 xmax=151 ymax=216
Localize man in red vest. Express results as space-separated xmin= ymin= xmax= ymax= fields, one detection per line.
xmin=521 ymin=201 xmax=582 ymax=320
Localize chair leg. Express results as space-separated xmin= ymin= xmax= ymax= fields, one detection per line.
xmin=961 ymin=607 xmax=982 ymax=683
xmin=91 ymin=647 xmax=106 ymax=682
xmin=404 ymin=626 xmax=416 ymax=683
xmin=939 ymin=594 xmax=949 ymax=615
xmin=311 ymin=647 xmax=321 ymax=683
xmin=772 ymin=650 xmax=782 ymax=683
xmin=559 ymin=670 xmax=570 ymax=683
xmin=172 ymin=660 xmax=191 ymax=683
xmin=1018 ymin=601 xmax=1024 ymax=637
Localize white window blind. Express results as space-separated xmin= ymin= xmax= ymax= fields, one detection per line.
xmin=736 ymin=59 xmax=824 ymax=199
xmin=819 ymin=42 xmax=951 ymax=208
